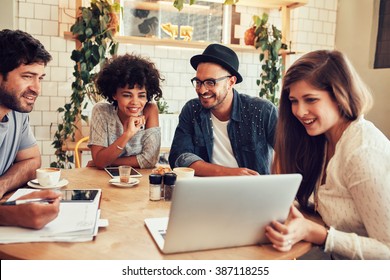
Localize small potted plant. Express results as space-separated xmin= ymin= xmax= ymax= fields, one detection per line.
xmin=244 ymin=25 xmax=256 ymax=46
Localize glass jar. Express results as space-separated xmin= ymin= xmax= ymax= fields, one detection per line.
xmin=149 ymin=174 xmax=162 ymax=201
xmin=163 ymin=172 xmax=177 ymax=201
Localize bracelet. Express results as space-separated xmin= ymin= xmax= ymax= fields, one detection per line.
xmin=116 ymin=145 xmax=124 ymax=150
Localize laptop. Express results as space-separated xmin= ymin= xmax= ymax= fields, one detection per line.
xmin=144 ymin=174 xmax=302 ymax=254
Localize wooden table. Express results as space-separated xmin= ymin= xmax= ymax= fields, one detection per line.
xmin=0 ymin=168 xmax=313 ymax=260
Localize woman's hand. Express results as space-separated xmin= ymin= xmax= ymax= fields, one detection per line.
xmin=265 ymin=205 xmax=308 ymax=252
xmin=86 ymin=160 xmax=96 ymax=167
xmin=123 ymin=115 xmax=145 ymax=138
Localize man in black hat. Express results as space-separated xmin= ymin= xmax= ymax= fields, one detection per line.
xmin=169 ymin=44 xmax=277 ymax=176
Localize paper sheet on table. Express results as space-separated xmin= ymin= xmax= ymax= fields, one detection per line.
xmin=0 ymin=188 xmax=103 ymax=243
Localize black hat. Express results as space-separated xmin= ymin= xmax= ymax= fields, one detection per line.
xmin=190 ymin=44 xmax=243 ymax=84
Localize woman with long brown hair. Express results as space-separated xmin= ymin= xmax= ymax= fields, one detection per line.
xmin=266 ymin=50 xmax=390 ymax=259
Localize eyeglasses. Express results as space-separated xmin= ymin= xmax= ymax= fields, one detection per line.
xmin=190 ymin=76 xmax=232 ymax=90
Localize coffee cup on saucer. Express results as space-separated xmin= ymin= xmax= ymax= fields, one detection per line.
xmin=173 ymin=167 xmax=195 ymax=180
xmin=36 ymin=167 xmax=61 ymax=187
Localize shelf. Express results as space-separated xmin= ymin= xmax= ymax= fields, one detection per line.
xmin=66 ymin=0 xmax=308 ymax=52
xmin=117 ymin=35 xmax=261 ymax=52
xmin=64 ymin=31 xmax=259 ymax=52
xmin=64 ymin=31 xmax=299 ymax=54
xmin=236 ymin=0 xmax=307 ymax=9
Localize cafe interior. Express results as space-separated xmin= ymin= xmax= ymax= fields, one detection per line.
xmin=0 ymin=0 xmax=389 ymax=260
xmin=0 ymin=0 xmax=389 ymax=167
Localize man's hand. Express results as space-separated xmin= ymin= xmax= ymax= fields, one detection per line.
xmin=0 ymin=190 xmax=61 ymax=229
xmin=189 ymin=161 xmax=259 ymax=176
xmin=221 ymin=167 xmax=259 ymax=176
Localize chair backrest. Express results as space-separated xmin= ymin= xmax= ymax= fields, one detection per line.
xmin=74 ymin=136 xmax=90 ymax=168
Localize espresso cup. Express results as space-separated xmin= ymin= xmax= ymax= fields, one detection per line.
xmin=36 ymin=167 xmax=61 ymax=187
xmin=173 ymin=167 xmax=195 ymax=180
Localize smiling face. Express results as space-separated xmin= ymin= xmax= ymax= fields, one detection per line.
xmin=113 ymin=84 xmax=148 ymax=119
xmin=0 ymin=63 xmax=46 ymax=114
xmin=195 ymin=62 xmax=234 ymax=113
xmin=289 ymin=80 xmax=346 ymax=140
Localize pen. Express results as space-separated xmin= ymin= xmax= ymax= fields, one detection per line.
xmin=0 ymin=198 xmax=55 ymax=206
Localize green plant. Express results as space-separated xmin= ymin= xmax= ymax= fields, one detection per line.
xmin=253 ymin=13 xmax=287 ymax=106
xmin=51 ymin=0 xmax=120 ymax=168
xmin=173 ymin=0 xmax=238 ymax=11
xmin=157 ymin=98 xmax=170 ymax=114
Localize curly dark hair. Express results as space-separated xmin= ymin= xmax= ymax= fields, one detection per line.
xmin=0 ymin=29 xmax=52 ymax=78
xmin=96 ymin=53 xmax=164 ymax=106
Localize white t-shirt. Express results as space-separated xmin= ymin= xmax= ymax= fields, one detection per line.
xmin=210 ymin=113 xmax=238 ymax=168
xmin=319 ymin=116 xmax=390 ymax=259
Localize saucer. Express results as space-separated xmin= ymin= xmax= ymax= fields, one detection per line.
xmin=27 ymin=179 xmax=69 ymax=189
xmin=109 ymin=178 xmax=139 ymax=188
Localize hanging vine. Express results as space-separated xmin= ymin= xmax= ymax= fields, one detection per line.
xmin=51 ymin=0 xmax=120 ymax=168
xmin=253 ymin=13 xmax=287 ymax=106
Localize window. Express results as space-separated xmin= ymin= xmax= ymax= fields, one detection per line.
xmin=374 ymin=0 xmax=390 ymax=68
xmin=121 ymin=0 xmax=224 ymax=43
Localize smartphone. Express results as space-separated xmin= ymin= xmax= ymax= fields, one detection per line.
xmin=104 ymin=166 xmax=142 ymax=178
xmin=61 ymin=189 xmax=100 ymax=202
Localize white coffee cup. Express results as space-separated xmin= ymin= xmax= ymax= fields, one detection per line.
xmin=36 ymin=167 xmax=61 ymax=187
xmin=173 ymin=167 xmax=195 ymax=180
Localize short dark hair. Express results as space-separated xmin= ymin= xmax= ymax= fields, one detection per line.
xmin=0 ymin=29 xmax=52 ymax=78
xmin=96 ymin=53 xmax=164 ymax=105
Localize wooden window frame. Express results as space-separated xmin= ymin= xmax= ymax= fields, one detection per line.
xmin=374 ymin=0 xmax=390 ymax=69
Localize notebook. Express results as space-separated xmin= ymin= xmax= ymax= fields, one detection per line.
xmin=144 ymin=173 xmax=302 ymax=254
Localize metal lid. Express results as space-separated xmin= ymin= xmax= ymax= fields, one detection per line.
xmin=149 ymin=174 xmax=162 ymax=184
xmin=163 ymin=172 xmax=177 ymax=185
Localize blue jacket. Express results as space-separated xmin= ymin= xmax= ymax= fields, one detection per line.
xmin=168 ymin=89 xmax=278 ymax=174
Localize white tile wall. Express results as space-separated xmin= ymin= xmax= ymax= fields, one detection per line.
xmin=35 ymin=4 xmax=51 ymax=20
xmin=290 ymin=0 xmax=338 ymax=52
xmin=42 ymin=81 xmax=59 ymax=96
xmin=25 ymin=19 xmax=42 ymax=34
xmin=10 ymin=0 xmax=337 ymax=165
xmin=19 ymin=3 xmax=35 ymax=18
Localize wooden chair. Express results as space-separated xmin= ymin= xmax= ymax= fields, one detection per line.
xmin=74 ymin=136 xmax=90 ymax=168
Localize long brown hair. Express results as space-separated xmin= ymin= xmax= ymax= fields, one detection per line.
xmin=273 ymin=50 xmax=373 ymax=209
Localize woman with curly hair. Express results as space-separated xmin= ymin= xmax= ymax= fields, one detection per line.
xmin=88 ymin=53 xmax=163 ymax=169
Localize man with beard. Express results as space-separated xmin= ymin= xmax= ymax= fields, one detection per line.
xmin=0 ymin=29 xmax=60 ymax=229
xmin=169 ymin=44 xmax=278 ymax=176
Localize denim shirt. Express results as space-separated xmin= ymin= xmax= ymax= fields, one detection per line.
xmin=168 ymin=89 xmax=278 ymax=174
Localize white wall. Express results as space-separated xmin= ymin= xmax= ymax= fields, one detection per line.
xmin=335 ymin=0 xmax=390 ymax=137
xmin=0 ymin=0 xmax=16 ymax=29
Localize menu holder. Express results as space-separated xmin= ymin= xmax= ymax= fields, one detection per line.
xmin=0 ymin=188 xmax=107 ymax=244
